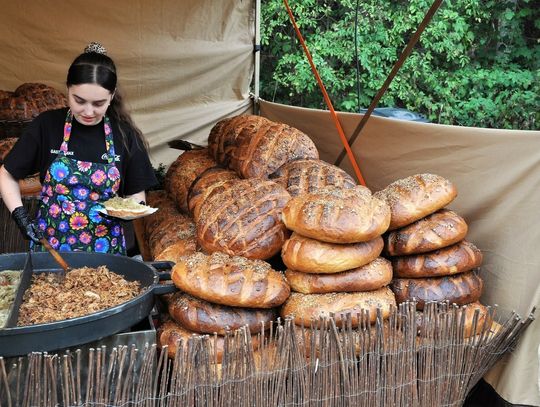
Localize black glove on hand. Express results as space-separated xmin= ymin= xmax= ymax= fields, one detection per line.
xmin=11 ymin=206 xmax=42 ymax=244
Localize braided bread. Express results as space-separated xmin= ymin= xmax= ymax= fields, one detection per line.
xmin=171 ymin=251 xmax=291 ymax=308
xmin=281 ymin=233 xmax=383 ymax=273
xmin=385 ymin=209 xmax=468 ymax=255
xmin=269 ymin=158 xmax=356 ymax=197
xmin=197 ymin=178 xmax=291 ymax=260
xmin=281 ymin=287 xmax=396 ymax=327
xmin=167 ymin=292 xmax=276 ymax=335
xmin=285 ymin=257 xmax=392 ymax=294
xmin=391 ymin=271 xmax=483 ymax=310
xmin=374 ymin=174 xmax=457 ymax=230
xmin=392 ymin=240 xmax=483 ymax=278
xmin=282 ymin=185 xmax=390 ymax=243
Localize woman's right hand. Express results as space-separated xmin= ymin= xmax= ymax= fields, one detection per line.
xmin=11 ymin=206 xmax=43 ymax=243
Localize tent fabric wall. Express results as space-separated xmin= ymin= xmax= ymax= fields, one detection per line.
xmin=0 ymin=0 xmax=255 ymax=166
xmin=260 ymin=99 xmax=540 ymax=406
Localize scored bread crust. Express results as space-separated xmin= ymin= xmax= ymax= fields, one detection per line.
xmin=374 ymin=173 xmax=457 ymax=231
xmin=171 ymin=251 xmax=291 ymax=308
xmin=391 ymin=240 xmax=483 ymax=278
xmin=282 ymin=185 xmax=390 ymax=244
xmin=280 ymin=287 xmax=396 ymax=327
xmin=285 ymin=257 xmax=392 ymax=294
xmin=385 ymin=208 xmax=468 ymax=255
xmin=269 ymin=158 xmax=357 ymax=197
xmin=167 ymin=292 xmax=276 ymax=335
xmin=390 ymin=271 xmax=483 ymax=310
xmin=281 ymin=233 xmax=384 ymax=273
xmin=196 ymin=178 xmax=291 ymax=260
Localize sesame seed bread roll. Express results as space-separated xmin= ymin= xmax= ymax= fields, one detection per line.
xmin=285 ymin=257 xmax=393 ymax=294
xmin=392 ymin=240 xmax=483 ymax=278
xmin=282 ymin=185 xmax=391 ymax=244
xmin=390 ymin=271 xmax=483 ymax=310
xmin=167 ymin=292 xmax=276 ymax=335
xmin=171 ymin=252 xmax=291 ymax=308
xmin=281 ymin=233 xmax=384 ymax=273
xmin=374 ymin=173 xmax=458 ymax=231
xmin=385 ymin=209 xmax=468 ymax=256
xmin=269 ymin=158 xmax=356 ymax=197
xmin=281 ymin=287 xmax=396 ymax=327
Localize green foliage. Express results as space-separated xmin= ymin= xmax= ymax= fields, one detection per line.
xmin=260 ymin=0 xmax=539 ymax=129
xmin=150 ymin=163 xmax=167 ymax=191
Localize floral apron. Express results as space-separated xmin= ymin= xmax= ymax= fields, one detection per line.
xmin=32 ymin=110 xmax=126 ymax=255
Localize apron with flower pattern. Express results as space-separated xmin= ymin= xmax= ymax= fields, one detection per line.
xmin=32 ymin=110 xmax=126 ymax=255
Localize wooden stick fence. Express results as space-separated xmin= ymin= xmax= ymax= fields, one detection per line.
xmin=0 ymin=302 xmax=534 ymax=407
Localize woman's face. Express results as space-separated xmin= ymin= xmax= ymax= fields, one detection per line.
xmin=67 ymin=84 xmax=113 ymax=126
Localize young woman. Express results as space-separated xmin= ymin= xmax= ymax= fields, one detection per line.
xmin=0 ymin=42 xmax=157 ymax=255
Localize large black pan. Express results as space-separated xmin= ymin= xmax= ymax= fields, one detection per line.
xmin=0 ymin=251 xmax=177 ymax=357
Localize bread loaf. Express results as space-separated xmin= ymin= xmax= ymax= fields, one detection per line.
xmin=187 ymin=166 xmax=239 ymax=221
xmin=157 ymin=319 xmax=260 ymax=362
xmin=392 ymin=240 xmax=483 ymax=278
xmin=269 ymin=158 xmax=357 ymax=197
xmin=171 ymin=252 xmax=291 ymax=308
xmin=415 ymin=301 xmax=492 ymax=338
xmin=281 ymin=287 xmax=396 ymax=327
xmin=281 ymin=233 xmax=384 ymax=273
xmin=285 ymin=257 xmax=392 ymax=294
xmin=148 ymin=213 xmax=196 ymax=259
xmin=208 ymin=115 xmax=267 ymax=167
xmin=197 ymin=178 xmax=291 ymax=260
xmin=390 ymin=271 xmax=483 ymax=310
xmin=0 ymin=83 xmax=67 ymax=121
xmin=143 ymin=193 xmax=178 ymax=234
xmin=168 ymin=292 xmax=276 ymax=335
xmin=385 ymin=209 xmax=468 ymax=255
xmin=0 ymin=137 xmax=17 ymax=163
xmin=282 ymin=185 xmax=390 ymax=243
xmin=374 ymin=174 xmax=458 ymax=230
xmin=229 ymin=117 xmax=319 ymax=179
xmin=165 ymin=149 xmax=216 ymax=213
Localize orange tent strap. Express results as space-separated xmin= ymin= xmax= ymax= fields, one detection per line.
xmin=282 ymin=0 xmax=366 ymax=186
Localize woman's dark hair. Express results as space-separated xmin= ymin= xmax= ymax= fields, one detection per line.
xmin=66 ymin=49 xmax=149 ymax=153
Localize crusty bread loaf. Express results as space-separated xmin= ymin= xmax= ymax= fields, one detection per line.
xmin=385 ymin=208 xmax=468 ymax=255
xmin=374 ymin=174 xmax=458 ymax=231
xmin=168 ymin=292 xmax=276 ymax=335
xmin=392 ymin=240 xmax=483 ymax=278
xmin=157 ymin=319 xmax=260 ymax=362
xmin=282 ymin=185 xmax=390 ymax=244
xmin=390 ymin=271 xmax=483 ymax=310
xmin=0 ymin=137 xmax=17 ymax=163
xmin=171 ymin=251 xmax=291 ymax=308
xmin=269 ymin=158 xmax=357 ymax=197
xmin=229 ymin=117 xmax=319 ymax=179
xmin=187 ymin=166 xmax=239 ymax=221
xmin=208 ymin=115 xmax=266 ymax=167
xmin=148 ymin=213 xmax=196 ymax=259
xmin=143 ymin=193 xmax=178 ymax=234
xmin=165 ymin=149 xmax=216 ymax=213
xmin=285 ymin=257 xmax=392 ymax=294
xmin=281 ymin=233 xmax=383 ymax=273
xmin=415 ymin=301 xmax=493 ymax=338
xmin=281 ymin=287 xmax=396 ymax=327
xmin=0 ymin=83 xmax=67 ymax=121
xmin=154 ymin=239 xmax=197 ymax=264
xmin=197 ymin=178 xmax=291 ymax=260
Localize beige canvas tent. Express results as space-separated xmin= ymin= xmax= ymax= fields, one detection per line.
xmin=0 ymin=1 xmax=539 ymax=405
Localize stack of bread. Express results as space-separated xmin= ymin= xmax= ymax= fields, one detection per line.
xmin=374 ymin=173 xmax=490 ymax=337
xmin=278 ymin=184 xmax=397 ymax=328
xmin=157 ymin=251 xmax=290 ymax=360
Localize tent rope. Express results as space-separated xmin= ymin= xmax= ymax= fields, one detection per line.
xmin=282 ymin=0 xmax=366 ymax=186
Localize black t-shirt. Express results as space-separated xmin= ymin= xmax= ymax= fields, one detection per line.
xmin=4 ymin=108 xmax=157 ymax=196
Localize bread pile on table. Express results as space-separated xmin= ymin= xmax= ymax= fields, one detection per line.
xmin=149 ymin=114 xmax=492 ymax=355
xmin=375 ymin=173 xmax=490 ymax=337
